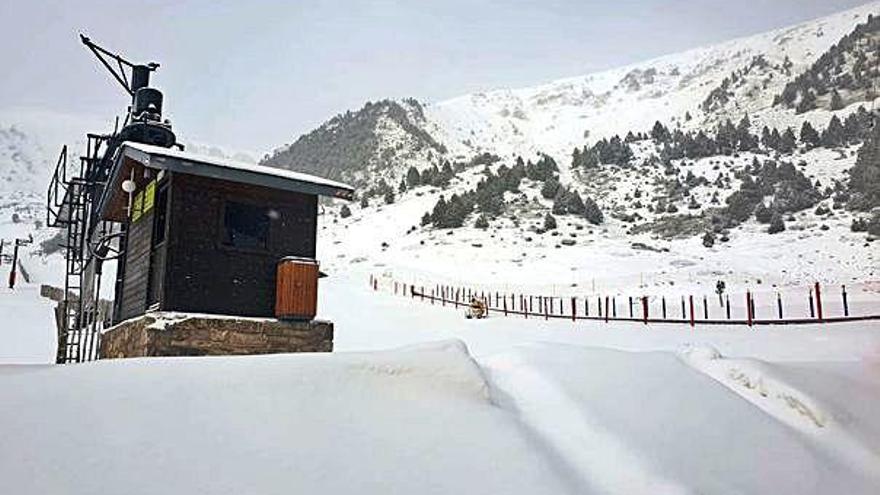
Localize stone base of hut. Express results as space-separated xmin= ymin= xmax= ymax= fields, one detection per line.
xmin=100 ymin=312 xmax=333 ymax=359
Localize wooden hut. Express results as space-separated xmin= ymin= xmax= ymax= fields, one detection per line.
xmin=96 ymin=142 xmax=354 ymax=325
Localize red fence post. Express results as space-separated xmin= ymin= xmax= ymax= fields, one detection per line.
xmin=503 ymin=296 xmax=508 ymax=316
xmin=842 ymin=285 xmax=849 ymax=317
xmin=544 ymin=297 xmax=549 ymax=320
xmin=688 ymin=295 xmax=695 ymax=328
xmin=809 ymin=289 xmax=815 ymax=318
xmin=815 ymin=282 xmax=823 ymax=322
xmin=703 ymin=295 xmax=708 ymax=319
xmin=571 ymin=297 xmax=576 ymax=322
xmin=746 ymin=291 xmax=753 ymax=327
xmin=604 ymin=296 xmax=609 ymax=323
xmin=777 ymin=292 xmax=783 ymax=319
xmin=642 ymin=296 xmax=648 ymax=325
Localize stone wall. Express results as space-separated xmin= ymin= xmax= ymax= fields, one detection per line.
xmin=100 ymin=313 xmax=333 ymax=359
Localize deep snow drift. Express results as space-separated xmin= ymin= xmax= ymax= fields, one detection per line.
xmin=2 ymin=271 xmax=880 ymax=494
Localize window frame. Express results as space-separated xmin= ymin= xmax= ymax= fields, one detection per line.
xmin=218 ymin=198 xmax=273 ymax=253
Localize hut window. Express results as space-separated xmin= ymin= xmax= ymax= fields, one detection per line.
xmin=222 ymin=201 xmax=269 ymax=250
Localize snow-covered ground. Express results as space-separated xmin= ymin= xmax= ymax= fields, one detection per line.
xmin=317 ymin=151 xmax=879 ymax=312
xmin=2 ymin=265 xmax=880 ymax=494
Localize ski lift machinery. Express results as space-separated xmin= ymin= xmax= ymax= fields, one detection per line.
xmin=46 ymin=34 xmax=178 ymax=363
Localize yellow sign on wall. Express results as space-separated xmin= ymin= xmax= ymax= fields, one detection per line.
xmin=143 ymin=181 xmax=156 ymax=213
xmin=132 ymin=190 xmax=144 ymax=222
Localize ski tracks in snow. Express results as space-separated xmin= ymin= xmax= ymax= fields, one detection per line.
xmin=482 ymin=352 xmax=692 ymax=495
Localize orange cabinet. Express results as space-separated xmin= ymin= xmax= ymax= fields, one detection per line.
xmin=275 ymin=257 xmax=318 ymax=320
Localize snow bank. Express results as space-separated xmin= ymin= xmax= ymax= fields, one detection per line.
xmin=484 ymin=343 xmax=880 ymax=494
xmin=679 ymin=344 xmax=880 ymax=479
xmin=0 ymin=341 xmax=567 ymax=495
xmin=0 ymin=284 xmax=55 ymax=364
xmin=2 ymin=273 xmax=880 ymax=494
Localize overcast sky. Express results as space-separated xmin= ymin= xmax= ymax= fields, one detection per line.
xmin=0 ymin=0 xmax=871 ymax=155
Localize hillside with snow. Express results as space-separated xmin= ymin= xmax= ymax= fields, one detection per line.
xmin=293 ymin=3 xmax=880 ymax=298
xmin=429 ymin=3 xmax=880 ymax=160
xmin=0 ymin=125 xmax=50 ymax=196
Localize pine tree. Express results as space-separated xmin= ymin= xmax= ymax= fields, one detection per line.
xmin=405 ymin=166 xmax=421 ymax=188
xmin=761 ymin=126 xmax=773 ymax=150
xmin=651 ymin=121 xmax=671 ymax=142
xmin=541 ymin=176 xmax=561 ymax=199
xmin=702 ymin=231 xmax=715 ymax=248
xmin=820 ymin=115 xmax=845 ymax=148
xmin=848 ymin=122 xmax=880 ymax=210
xmin=340 ymin=204 xmax=352 ymax=218
xmin=583 ymin=196 xmax=604 ymax=225
xmin=754 ymin=203 xmax=773 ymax=223
xmin=767 ymin=212 xmax=785 ymax=234
xmin=800 ymin=121 xmax=820 ymax=148
xmin=399 ymin=178 xmax=407 ymax=193
xmin=581 ymin=148 xmax=599 ymax=169
xmin=384 ymin=189 xmax=396 ymax=204
xmin=796 ymin=90 xmax=816 ymax=114
xmin=475 ymin=215 xmax=489 ymax=230
xmin=360 ymin=196 xmax=369 ymax=208
xmin=439 ymin=161 xmax=455 ymax=186
xmin=780 ymin=127 xmax=797 ymax=153
xmin=830 ymin=90 xmax=845 ymax=111
xmin=543 ymin=213 xmax=557 ymax=231
xmin=736 ymin=115 xmax=756 ymax=151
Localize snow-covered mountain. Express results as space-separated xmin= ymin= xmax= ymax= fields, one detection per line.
xmin=304 ymin=2 xmax=880 ymax=294
xmin=263 ymin=98 xmax=462 ymax=187
xmin=265 ymin=3 xmax=879 ymax=183
xmin=429 ymin=2 xmax=879 ymax=161
xmin=0 ymin=125 xmax=50 ymax=196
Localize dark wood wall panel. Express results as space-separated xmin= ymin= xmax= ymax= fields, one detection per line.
xmin=118 ymin=211 xmax=154 ymax=321
xmin=162 ymin=173 xmax=317 ymax=317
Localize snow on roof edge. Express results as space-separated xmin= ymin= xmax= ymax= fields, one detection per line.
xmin=122 ymin=141 xmax=355 ymax=194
